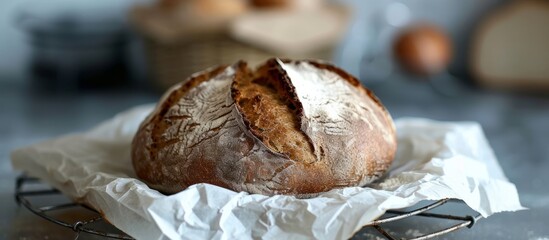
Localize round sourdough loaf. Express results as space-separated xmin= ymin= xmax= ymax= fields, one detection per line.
xmin=132 ymin=58 xmax=397 ymax=197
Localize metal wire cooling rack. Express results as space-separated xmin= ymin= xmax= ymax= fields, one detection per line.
xmin=15 ymin=174 xmax=482 ymax=240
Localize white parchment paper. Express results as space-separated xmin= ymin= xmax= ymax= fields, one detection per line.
xmin=11 ymin=105 xmax=525 ymax=240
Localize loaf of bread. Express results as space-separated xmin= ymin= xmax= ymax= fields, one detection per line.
xmin=472 ymin=0 xmax=549 ymax=91
xmin=132 ymin=59 xmax=396 ymax=197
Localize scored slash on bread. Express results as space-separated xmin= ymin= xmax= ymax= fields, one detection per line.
xmin=232 ymin=59 xmax=316 ymax=164
xmin=132 ymin=58 xmax=397 ymax=197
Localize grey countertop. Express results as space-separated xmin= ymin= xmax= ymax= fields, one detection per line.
xmin=1 ymin=78 xmax=548 ymax=239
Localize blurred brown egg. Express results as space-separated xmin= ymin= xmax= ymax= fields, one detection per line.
xmin=393 ymin=24 xmax=452 ymax=76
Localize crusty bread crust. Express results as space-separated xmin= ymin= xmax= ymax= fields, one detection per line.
xmin=232 ymin=60 xmax=316 ymax=164
xmin=132 ymin=58 xmax=396 ymax=197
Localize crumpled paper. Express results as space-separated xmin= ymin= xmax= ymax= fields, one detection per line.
xmin=11 ymin=104 xmax=525 ymax=240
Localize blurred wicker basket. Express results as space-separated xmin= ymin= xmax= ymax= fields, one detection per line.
xmin=143 ymin=34 xmax=333 ymax=90
xmin=132 ymin=1 xmax=347 ymax=90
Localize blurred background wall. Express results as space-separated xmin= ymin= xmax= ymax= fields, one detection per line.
xmin=0 ymin=0 xmax=505 ymax=81
xmin=3 ymin=0 xmax=549 ymax=93
xmin=0 ymin=0 xmax=150 ymax=86
xmin=334 ymin=0 xmax=506 ymax=81
xmin=0 ymin=0 xmax=27 ymax=84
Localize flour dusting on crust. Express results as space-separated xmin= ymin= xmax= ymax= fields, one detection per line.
xmin=277 ymin=59 xmax=392 ymax=141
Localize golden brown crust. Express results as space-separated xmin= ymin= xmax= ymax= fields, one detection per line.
xmin=132 ymin=58 xmax=397 ymax=197
xmin=231 ymin=60 xmax=316 ymax=164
